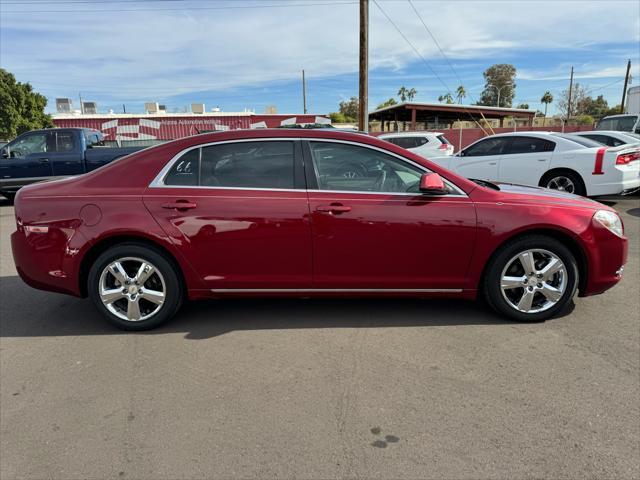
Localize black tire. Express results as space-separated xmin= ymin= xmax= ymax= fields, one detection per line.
xmin=540 ymin=170 xmax=586 ymax=196
xmin=88 ymin=243 xmax=183 ymax=330
xmin=483 ymin=235 xmax=578 ymax=322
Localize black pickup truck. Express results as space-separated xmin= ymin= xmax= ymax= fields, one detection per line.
xmin=0 ymin=128 xmax=144 ymax=200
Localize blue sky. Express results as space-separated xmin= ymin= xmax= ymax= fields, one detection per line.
xmin=1 ymin=0 xmax=638 ymax=116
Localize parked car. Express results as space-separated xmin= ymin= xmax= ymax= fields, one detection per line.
xmin=571 ymin=130 xmax=640 ymax=147
xmin=379 ymin=132 xmax=454 ymax=157
xmin=596 ymin=114 xmax=640 ymax=134
xmin=0 ymin=128 xmax=143 ymax=200
xmin=429 ymin=131 xmax=640 ymax=196
xmin=12 ymin=129 xmax=628 ymax=330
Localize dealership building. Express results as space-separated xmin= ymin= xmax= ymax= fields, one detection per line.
xmin=52 ymin=102 xmax=329 ymax=143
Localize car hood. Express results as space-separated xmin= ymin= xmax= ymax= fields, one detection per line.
xmin=491 ymin=182 xmax=609 ymax=210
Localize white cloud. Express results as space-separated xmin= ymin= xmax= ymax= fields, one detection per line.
xmin=1 ymin=0 xmax=638 ymax=105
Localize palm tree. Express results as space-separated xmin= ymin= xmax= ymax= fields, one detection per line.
xmin=407 ymin=88 xmax=417 ymax=101
xmin=438 ymin=93 xmax=454 ymax=104
xmin=398 ymin=86 xmax=408 ymax=102
xmin=456 ymin=85 xmax=466 ymax=104
xmin=541 ymin=91 xmax=553 ymax=126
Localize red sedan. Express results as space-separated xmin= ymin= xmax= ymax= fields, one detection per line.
xmin=11 ymin=129 xmax=628 ymax=330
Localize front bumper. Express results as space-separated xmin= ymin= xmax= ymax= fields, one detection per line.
xmin=580 ymin=220 xmax=628 ymax=296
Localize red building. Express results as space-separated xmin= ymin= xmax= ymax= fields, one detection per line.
xmin=52 ymin=112 xmax=329 ymax=142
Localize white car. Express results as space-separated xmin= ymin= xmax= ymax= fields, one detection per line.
xmin=571 ymin=130 xmax=640 ymax=148
xmin=379 ymin=132 xmax=454 ymax=157
xmin=429 ymin=131 xmax=640 ymax=196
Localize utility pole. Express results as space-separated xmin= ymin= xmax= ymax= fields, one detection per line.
xmin=566 ymin=66 xmax=574 ymax=120
xmin=123 ymin=104 xmax=126 ymax=114
xmin=79 ymin=92 xmax=84 ymax=114
xmin=620 ymin=59 xmax=631 ymax=114
xmin=358 ymin=0 xmax=369 ymax=132
xmin=302 ymin=70 xmax=307 ymax=114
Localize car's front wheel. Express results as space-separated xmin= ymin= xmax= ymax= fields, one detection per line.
xmin=484 ymin=235 xmax=578 ymax=322
xmin=88 ymin=243 xmax=183 ymax=330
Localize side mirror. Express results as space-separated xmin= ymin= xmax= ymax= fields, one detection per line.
xmin=1 ymin=148 xmax=8 ymax=159
xmin=419 ymin=172 xmax=448 ymax=195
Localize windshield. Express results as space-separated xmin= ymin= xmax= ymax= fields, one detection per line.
xmin=550 ymin=133 xmax=602 ymax=148
xmin=596 ymin=115 xmax=639 ymax=132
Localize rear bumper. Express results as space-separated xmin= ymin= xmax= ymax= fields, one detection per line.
xmin=11 ymin=223 xmax=87 ymax=297
xmin=588 ymin=165 xmax=640 ymax=196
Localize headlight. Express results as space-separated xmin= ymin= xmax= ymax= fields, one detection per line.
xmin=593 ymin=210 xmax=624 ymax=237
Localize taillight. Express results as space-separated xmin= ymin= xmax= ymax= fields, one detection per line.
xmin=616 ymin=151 xmax=640 ymax=165
xmin=438 ymin=143 xmax=448 ymax=150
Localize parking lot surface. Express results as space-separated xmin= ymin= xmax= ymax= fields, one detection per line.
xmin=1 ymin=196 xmax=639 ymax=479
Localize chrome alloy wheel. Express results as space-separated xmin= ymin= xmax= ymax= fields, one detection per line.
xmin=500 ymin=249 xmax=568 ymax=314
xmin=546 ymin=176 xmax=575 ymax=193
xmin=98 ymin=257 xmax=166 ymax=322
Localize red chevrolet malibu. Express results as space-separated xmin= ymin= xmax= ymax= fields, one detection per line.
xmin=11 ymin=129 xmax=627 ymax=330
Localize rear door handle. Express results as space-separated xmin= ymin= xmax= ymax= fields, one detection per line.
xmin=316 ymin=204 xmax=351 ymax=214
xmin=37 ymin=158 xmax=49 ymax=164
xmin=161 ymin=200 xmax=197 ymax=211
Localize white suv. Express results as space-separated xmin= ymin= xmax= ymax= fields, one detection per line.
xmin=379 ymin=132 xmax=454 ymax=157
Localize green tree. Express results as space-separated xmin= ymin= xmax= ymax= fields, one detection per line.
xmin=438 ymin=93 xmax=454 ymax=104
xmin=575 ymin=114 xmax=595 ymax=126
xmin=516 ymin=103 xmax=529 ymax=109
xmin=478 ymin=64 xmax=517 ymax=107
xmin=455 ymin=85 xmax=466 ymax=104
xmin=0 ymin=68 xmax=53 ymax=140
xmin=397 ymin=86 xmax=417 ymax=102
xmin=603 ymin=104 xmax=622 ymax=116
xmin=576 ymin=94 xmax=609 ymax=119
xmin=337 ymin=96 xmax=359 ymax=122
xmin=376 ymin=98 xmax=397 ymax=110
xmin=540 ymin=91 xmax=553 ymax=125
xmin=328 ymin=112 xmax=348 ymax=123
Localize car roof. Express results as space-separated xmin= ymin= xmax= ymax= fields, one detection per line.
xmin=599 ymin=114 xmax=639 ymax=119
xmin=379 ymin=131 xmax=443 ymax=137
xmin=572 ymin=130 xmax=622 ymax=136
xmin=477 ymin=131 xmax=556 ymax=138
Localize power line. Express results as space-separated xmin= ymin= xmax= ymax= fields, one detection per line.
xmin=1 ymin=1 xmax=357 ymax=13
xmin=406 ymin=0 xmax=473 ymax=102
xmin=372 ymin=0 xmax=490 ymax=134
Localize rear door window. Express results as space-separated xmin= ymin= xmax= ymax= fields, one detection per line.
xmin=54 ymin=131 xmax=77 ymax=152
xmin=201 ymin=141 xmax=295 ymax=189
xmin=464 ymin=137 xmax=509 ymax=156
xmin=163 ymin=141 xmax=296 ymax=189
xmin=506 ymin=137 xmax=555 ymax=154
xmin=386 ymin=137 xmax=420 ymax=149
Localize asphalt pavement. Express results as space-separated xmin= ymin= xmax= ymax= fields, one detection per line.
xmin=1 ymin=195 xmax=639 ymax=479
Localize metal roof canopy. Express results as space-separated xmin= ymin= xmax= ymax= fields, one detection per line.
xmin=369 ymin=102 xmax=536 ymax=129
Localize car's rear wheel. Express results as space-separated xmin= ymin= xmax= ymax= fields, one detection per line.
xmin=484 ymin=235 xmax=578 ymax=322
xmin=541 ymin=170 xmax=585 ymax=196
xmin=88 ymin=244 xmax=183 ymax=330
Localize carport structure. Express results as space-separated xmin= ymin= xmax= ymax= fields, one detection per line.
xmin=369 ymin=102 xmax=536 ymax=131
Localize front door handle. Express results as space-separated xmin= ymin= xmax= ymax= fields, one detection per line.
xmin=37 ymin=158 xmax=49 ymax=164
xmin=316 ymin=203 xmax=351 ymax=214
xmin=161 ymin=200 xmax=197 ymax=211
